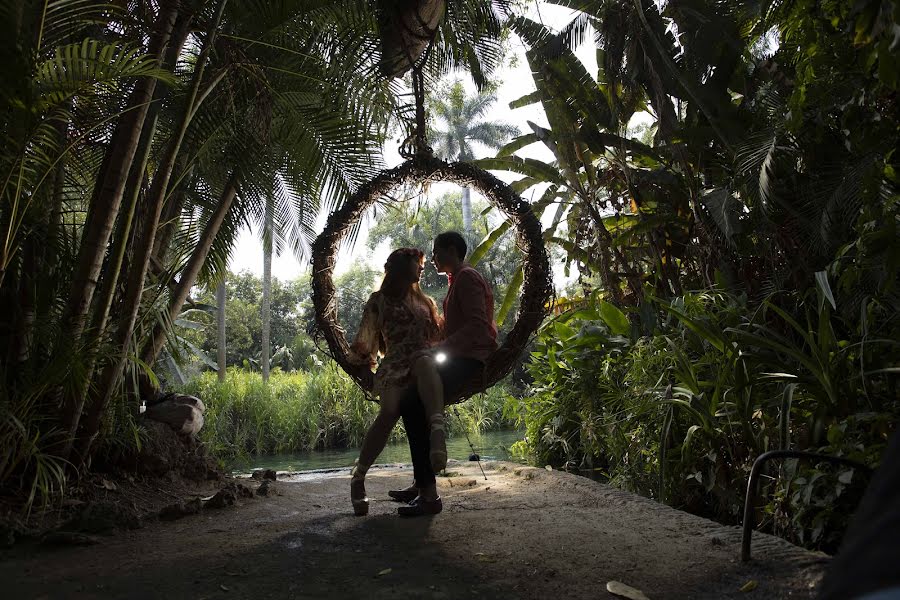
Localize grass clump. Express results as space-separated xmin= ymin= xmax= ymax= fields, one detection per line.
xmin=179 ymin=362 xmax=516 ymax=462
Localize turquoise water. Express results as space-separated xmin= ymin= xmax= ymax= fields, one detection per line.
xmin=233 ymin=429 xmax=527 ymax=474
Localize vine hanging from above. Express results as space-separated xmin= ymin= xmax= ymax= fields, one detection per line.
xmin=311 ymin=155 xmax=553 ymax=403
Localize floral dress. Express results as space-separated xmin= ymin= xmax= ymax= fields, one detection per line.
xmin=349 ymin=291 xmax=442 ymax=398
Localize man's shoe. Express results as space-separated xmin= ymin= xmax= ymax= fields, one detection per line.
xmin=397 ymin=496 xmax=442 ymax=517
xmin=387 ymin=487 xmax=418 ymax=503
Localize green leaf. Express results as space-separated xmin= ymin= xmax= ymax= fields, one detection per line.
xmin=814 ymin=270 xmax=837 ymax=310
xmin=780 ymin=384 xmax=796 ymax=450
xmin=131 ymin=357 xmax=159 ymax=389
xmin=826 ymin=424 xmax=843 ymax=445
xmin=497 ymin=265 xmax=524 ymax=327
xmin=173 ymin=318 xmax=205 ymax=330
xmin=471 ymin=156 xmax=565 ymax=185
xmin=683 ymin=424 xmax=701 ymax=450
xmin=509 ymin=91 xmax=542 ymax=109
xmin=553 ymin=321 xmax=576 ymax=340
xmin=181 ymin=339 xmax=219 ymax=371
xmin=496 ymin=133 xmax=539 ymax=157
xmin=35 ymin=39 xmax=174 ymax=107
xmin=469 ymin=221 xmax=511 ymax=267
xmin=658 ymin=302 xmax=726 ymax=353
xmin=598 ymin=301 xmax=629 ymax=336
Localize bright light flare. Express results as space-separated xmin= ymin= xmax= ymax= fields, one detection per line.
xmin=435 ymin=352 xmax=447 ymax=364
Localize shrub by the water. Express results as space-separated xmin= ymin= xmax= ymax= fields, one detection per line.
xmin=513 ymin=289 xmax=898 ymax=553
xmin=180 ymin=363 xmax=516 ymax=462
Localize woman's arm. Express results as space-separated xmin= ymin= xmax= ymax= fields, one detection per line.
xmin=427 ymin=297 xmax=444 ymax=345
xmin=348 ymin=293 xmax=381 ymax=370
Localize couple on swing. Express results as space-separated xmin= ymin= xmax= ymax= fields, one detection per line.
xmin=347 ymin=231 xmax=497 ymax=517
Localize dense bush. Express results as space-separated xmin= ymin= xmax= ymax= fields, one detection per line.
xmin=513 ymin=288 xmax=898 ymax=552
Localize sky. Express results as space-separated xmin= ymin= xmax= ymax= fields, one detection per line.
xmin=227 ymin=3 xmax=600 ymax=286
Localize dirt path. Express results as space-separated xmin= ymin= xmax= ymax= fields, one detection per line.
xmin=2 ymin=461 xmax=827 ymax=599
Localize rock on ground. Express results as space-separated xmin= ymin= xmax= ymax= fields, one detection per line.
xmin=144 ymin=394 xmax=205 ymax=436
xmin=0 ymin=461 xmax=827 ymax=599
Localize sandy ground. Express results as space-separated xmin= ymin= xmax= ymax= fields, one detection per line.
xmin=1 ymin=461 xmax=828 ymax=599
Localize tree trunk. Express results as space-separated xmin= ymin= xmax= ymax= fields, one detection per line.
xmin=142 ymin=173 xmax=239 ymax=367
xmin=75 ymin=2 xmax=230 ymax=461
xmin=56 ymin=2 xmax=180 ymax=455
xmin=59 ymin=0 xmax=179 ymax=347
xmin=216 ymin=280 xmax=226 ymax=382
xmin=58 ymin=117 xmax=159 ymax=459
xmin=461 ymin=186 xmax=473 ymax=247
xmin=89 ymin=111 xmax=159 ymax=342
xmin=151 ymin=164 xmax=192 ymax=265
xmin=261 ymin=202 xmax=273 ymax=382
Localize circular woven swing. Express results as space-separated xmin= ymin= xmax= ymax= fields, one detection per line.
xmin=310 ymin=18 xmax=552 ymax=404
xmin=310 ymin=154 xmax=552 ymax=404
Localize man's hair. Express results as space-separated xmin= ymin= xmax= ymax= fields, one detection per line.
xmin=434 ymin=231 xmax=467 ymax=260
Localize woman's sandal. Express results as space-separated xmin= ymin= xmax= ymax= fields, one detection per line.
xmin=350 ymin=462 xmax=369 ymax=516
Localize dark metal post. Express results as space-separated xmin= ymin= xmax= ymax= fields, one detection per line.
xmin=742 ymin=450 xmax=871 ymax=562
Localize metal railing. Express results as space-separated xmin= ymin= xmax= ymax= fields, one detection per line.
xmin=741 ymin=450 xmax=873 ymax=562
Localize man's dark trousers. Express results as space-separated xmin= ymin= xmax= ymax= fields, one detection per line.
xmin=399 ymin=357 xmax=482 ymax=488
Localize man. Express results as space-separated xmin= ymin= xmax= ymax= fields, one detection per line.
xmin=393 ymin=231 xmax=498 ymax=517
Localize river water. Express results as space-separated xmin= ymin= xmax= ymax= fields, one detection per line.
xmin=234 ymin=429 xmax=528 ymax=474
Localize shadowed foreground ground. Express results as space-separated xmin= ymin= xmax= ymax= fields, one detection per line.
xmin=3 ymin=461 xmax=827 ymax=599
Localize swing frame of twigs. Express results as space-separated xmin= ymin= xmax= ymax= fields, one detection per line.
xmin=310 ymin=154 xmax=553 ymax=404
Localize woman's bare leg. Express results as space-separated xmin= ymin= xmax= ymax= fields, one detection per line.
xmin=357 ymin=388 xmax=401 ymax=468
xmin=413 ymin=356 xmax=446 ymax=472
xmin=351 ymin=389 xmax=402 ymax=515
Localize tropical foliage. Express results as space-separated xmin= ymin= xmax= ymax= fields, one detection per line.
xmin=485 ymin=0 xmax=898 ymax=552
xmin=170 ymin=270 xmax=316 ymax=379
xmin=0 ymin=0 xmax=511 ymax=506
xmin=1 ymin=0 xmax=896 ymax=559
xmin=427 ymin=80 xmax=518 ymax=242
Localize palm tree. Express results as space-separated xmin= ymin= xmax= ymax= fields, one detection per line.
xmin=428 ymin=81 xmax=517 ymax=243
xmin=0 ymin=0 xmax=515 ymax=494
xmin=261 ymin=199 xmax=273 ymax=383
xmin=216 ymin=280 xmax=226 ymax=383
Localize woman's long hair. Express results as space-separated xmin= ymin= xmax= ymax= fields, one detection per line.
xmin=380 ymin=248 xmax=442 ymax=329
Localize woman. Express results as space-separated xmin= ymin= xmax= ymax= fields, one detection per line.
xmin=347 ymin=248 xmax=447 ymax=516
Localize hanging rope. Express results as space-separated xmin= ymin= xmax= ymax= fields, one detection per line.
xmin=399 ymin=47 xmax=434 ymax=159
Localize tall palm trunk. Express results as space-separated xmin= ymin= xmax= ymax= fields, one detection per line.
xmin=261 ymin=201 xmax=273 ymax=382
xmin=59 ymin=1 xmax=179 ymax=347
xmin=59 ymin=115 xmax=159 ymax=459
xmin=74 ymin=1 xmax=230 ymax=461
xmin=461 ymin=186 xmax=473 ymax=246
xmin=151 ymin=161 xmax=194 ymax=265
xmin=142 ymin=173 xmax=239 ymax=368
xmin=56 ymin=2 xmax=180 ymax=454
xmin=216 ymin=280 xmax=226 ymax=382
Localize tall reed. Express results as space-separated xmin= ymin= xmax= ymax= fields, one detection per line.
xmin=179 ymin=364 xmax=516 ymax=461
